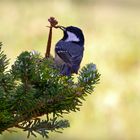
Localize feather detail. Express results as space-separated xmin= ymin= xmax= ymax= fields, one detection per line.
xmin=55 ymin=40 xmax=84 ymax=76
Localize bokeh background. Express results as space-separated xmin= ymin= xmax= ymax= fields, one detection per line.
xmin=0 ymin=0 xmax=140 ymax=139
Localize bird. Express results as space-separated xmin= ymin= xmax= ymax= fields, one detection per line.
xmin=55 ymin=26 xmax=84 ymax=76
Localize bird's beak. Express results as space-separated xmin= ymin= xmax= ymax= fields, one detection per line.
xmin=58 ymin=26 xmax=66 ymax=31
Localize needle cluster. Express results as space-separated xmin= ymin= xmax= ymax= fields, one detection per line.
xmin=0 ymin=42 xmax=100 ymax=138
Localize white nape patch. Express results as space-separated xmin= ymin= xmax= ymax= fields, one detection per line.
xmin=65 ymin=31 xmax=80 ymax=42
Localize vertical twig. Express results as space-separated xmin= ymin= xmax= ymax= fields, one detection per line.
xmin=45 ymin=27 xmax=52 ymax=58
xmin=45 ymin=17 xmax=59 ymax=58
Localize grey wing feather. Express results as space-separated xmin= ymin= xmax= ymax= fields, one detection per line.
xmin=55 ymin=41 xmax=84 ymax=75
xmin=55 ymin=42 xmax=72 ymax=64
xmin=55 ymin=41 xmax=84 ymax=65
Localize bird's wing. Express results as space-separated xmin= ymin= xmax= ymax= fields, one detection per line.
xmin=55 ymin=47 xmax=72 ymax=64
xmin=55 ymin=41 xmax=84 ymax=65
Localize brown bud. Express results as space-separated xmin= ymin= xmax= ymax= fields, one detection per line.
xmin=48 ymin=17 xmax=58 ymax=28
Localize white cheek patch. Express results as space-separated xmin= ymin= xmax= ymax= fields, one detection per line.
xmin=65 ymin=31 xmax=80 ymax=42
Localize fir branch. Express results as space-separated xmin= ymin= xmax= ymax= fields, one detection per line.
xmin=0 ymin=43 xmax=100 ymax=138
xmin=0 ymin=43 xmax=9 ymax=74
xmin=15 ymin=117 xmax=69 ymax=138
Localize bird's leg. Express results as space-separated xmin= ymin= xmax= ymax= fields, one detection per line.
xmin=61 ymin=64 xmax=65 ymax=72
xmin=60 ymin=63 xmax=71 ymax=76
xmin=66 ymin=63 xmax=72 ymax=68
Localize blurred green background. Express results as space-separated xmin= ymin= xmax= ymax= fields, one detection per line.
xmin=0 ymin=0 xmax=140 ymax=139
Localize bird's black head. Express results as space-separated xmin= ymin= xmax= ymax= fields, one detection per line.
xmin=60 ymin=26 xmax=85 ymax=46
